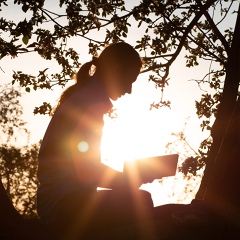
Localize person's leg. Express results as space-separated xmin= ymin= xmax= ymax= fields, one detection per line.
xmin=48 ymin=188 xmax=156 ymax=239
xmin=92 ymin=189 xmax=154 ymax=228
xmin=48 ymin=189 xmax=97 ymax=240
xmin=83 ymin=188 xmax=162 ymax=240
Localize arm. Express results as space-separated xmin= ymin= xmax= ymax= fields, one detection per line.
xmin=69 ymin=102 xmax=132 ymax=189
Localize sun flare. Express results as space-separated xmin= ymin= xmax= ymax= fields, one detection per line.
xmin=100 ymin=90 xmax=183 ymax=172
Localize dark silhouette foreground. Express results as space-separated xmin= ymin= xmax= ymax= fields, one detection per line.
xmin=0 ymin=188 xmax=238 ymax=240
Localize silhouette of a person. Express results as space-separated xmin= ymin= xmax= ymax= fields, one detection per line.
xmin=37 ymin=42 xmax=168 ymax=239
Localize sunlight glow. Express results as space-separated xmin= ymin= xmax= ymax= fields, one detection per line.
xmin=101 ymin=98 xmax=184 ymax=172
xmin=98 ymin=77 xmax=198 ymax=206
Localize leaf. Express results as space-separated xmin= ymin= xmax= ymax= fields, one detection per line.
xmin=59 ymin=0 xmax=64 ymax=7
xmin=22 ymin=35 xmax=29 ymax=45
xmin=122 ymin=32 xmax=127 ymax=38
xmin=25 ymin=87 xmax=30 ymax=92
xmin=22 ymin=4 xmax=29 ymax=13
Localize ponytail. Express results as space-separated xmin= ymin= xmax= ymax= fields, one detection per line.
xmin=76 ymin=61 xmax=93 ymax=87
xmin=51 ymin=60 xmax=95 ymax=115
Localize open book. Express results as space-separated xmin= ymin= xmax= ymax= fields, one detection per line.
xmin=123 ymin=154 xmax=179 ymax=184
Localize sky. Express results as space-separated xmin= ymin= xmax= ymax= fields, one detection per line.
xmin=1 ymin=0 xmax=239 ymax=206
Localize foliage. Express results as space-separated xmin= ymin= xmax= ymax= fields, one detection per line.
xmin=0 ymin=84 xmax=39 ymax=217
xmin=0 ymin=84 xmax=29 ymax=143
xmin=0 ymin=1 xmax=239 ymax=173
xmin=165 ymin=120 xmax=209 ymax=176
xmin=0 ymin=142 xmax=40 ymax=218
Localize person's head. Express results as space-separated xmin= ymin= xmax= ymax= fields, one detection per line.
xmin=92 ymin=42 xmax=142 ymax=100
xmin=75 ymin=42 xmax=142 ymax=100
xmin=53 ymin=42 xmax=141 ymax=115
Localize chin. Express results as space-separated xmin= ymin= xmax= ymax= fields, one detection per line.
xmin=110 ymin=94 xmax=122 ymax=101
xmin=111 ymin=97 xmax=119 ymax=101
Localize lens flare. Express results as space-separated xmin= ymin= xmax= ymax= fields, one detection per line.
xmin=78 ymin=141 xmax=89 ymax=152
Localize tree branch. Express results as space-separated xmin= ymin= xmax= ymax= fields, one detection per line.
xmin=142 ymin=0 xmax=218 ymax=79
xmin=196 ymin=0 xmax=231 ymax=54
xmin=40 ymin=8 xmax=104 ymax=44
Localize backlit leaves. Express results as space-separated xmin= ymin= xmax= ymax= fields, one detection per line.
xmin=0 ymin=84 xmax=39 ymax=217
xmin=0 ymin=84 xmax=28 ymax=143
xmin=33 ymin=102 xmax=52 ymax=115
xmin=0 ymin=143 xmax=40 ymax=217
xmin=1 ymin=0 xmax=234 ymax=97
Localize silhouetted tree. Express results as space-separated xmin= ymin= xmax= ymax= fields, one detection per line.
xmin=0 ymin=85 xmax=39 ymax=217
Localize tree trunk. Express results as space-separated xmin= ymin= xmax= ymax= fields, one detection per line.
xmin=0 ymin=178 xmax=49 ymax=239
xmin=204 ymin=97 xmax=240 ymax=229
xmin=196 ymin=4 xmax=240 ymax=199
xmin=0 ymin=179 xmax=24 ymax=239
xmin=0 ymin=179 xmax=22 ymax=223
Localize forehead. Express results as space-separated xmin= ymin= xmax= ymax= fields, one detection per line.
xmin=122 ymin=64 xmax=140 ymax=80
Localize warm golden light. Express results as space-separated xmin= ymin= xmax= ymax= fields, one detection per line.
xmin=101 ymin=102 xmax=183 ymax=172
xmin=98 ymin=79 xmax=192 ymax=206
